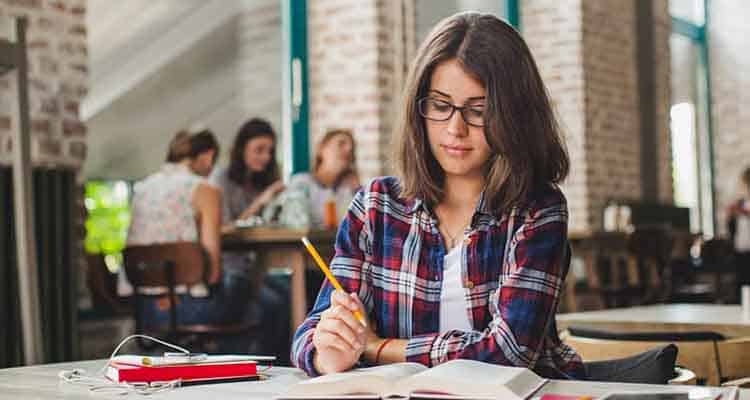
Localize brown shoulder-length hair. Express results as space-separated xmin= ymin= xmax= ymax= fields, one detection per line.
xmin=394 ymin=12 xmax=569 ymax=213
xmin=313 ymin=128 xmax=358 ymax=188
xmin=228 ymin=118 xmax=280 ymax=189
xmin=166 ymin=129 xmax=219 ymax=163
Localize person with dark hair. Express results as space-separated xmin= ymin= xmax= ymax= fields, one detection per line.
xmin=728 ymin=166 xmax=750 ymax=297
xmin=291 ymin=12 xmax=584 ymax=379
xmin=125 ymin=129 xmax=252 ymax=351
xmin=188 ymin=129 xmax=220 ymax=177
xmin=211 ymin=118 xmax=285 ymax=223
xmin=165 ymin=129 xmax=220 ymax=177
xmin=284 ymin=128 xmax=360 ymax=228
xmin=209 ymin=118 xmax=290 ymax=363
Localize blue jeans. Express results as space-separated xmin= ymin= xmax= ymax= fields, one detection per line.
xmin=141 ymin=270 xmax=290 ymax=358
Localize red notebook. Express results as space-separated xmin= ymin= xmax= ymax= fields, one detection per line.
xmin=106 ymin=355 xmax=258 ymax=384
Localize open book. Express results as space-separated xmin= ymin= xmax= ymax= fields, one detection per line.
xmin=278 ymin=359 xmax=547 ymax=399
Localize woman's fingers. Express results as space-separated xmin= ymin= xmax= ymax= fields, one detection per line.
xmin=348 ymin=292 xmax=366 ymax=314
xmin=315 ymin=319 xmax=361 ymax=352
xmin=319 ymin=307 xmax=363 ymax=348
xmin=332 ymin=291 xmax=365 ymax=319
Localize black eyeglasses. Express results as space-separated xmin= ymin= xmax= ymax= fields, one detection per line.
xmin=417 ymin=97 xmax=485 ymax=127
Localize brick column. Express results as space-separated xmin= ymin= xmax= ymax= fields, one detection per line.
xmin=0 ymin=0 xmax=88 ymax=336
xmin=523 ymin=0 xmax=670 ymax=232
xmin=0 ymin=0 xmax=88 ymax=168
xmin=308 ymin=0 xmax=414 ymax=180
xmin=522 ymin=0 xmax=589 ymax=233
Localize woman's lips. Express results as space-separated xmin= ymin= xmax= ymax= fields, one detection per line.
xmin=441 ymin=144 xmax=472 ymax=156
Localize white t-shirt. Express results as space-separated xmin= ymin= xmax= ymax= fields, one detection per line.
xmin=735 ymin=199 xmax=750 ymax=252
xmin=285 ymin=172 xmax=357 ymax=227
xmin=439 ymin=244 xmax=473 ymax=333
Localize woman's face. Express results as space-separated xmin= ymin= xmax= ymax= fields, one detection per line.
xmin=243 ymin=135 xmax=275 ymax=173
xmin=320 ymin=133 xmax=354 ymax=174
xmin=424 ymin=58 xmax=492 ymax=181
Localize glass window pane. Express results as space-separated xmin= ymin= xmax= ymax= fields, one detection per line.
xmin=669 ymin=0 xmax=704 ymax=25
xmin=670 ymin=33 xmax=712 ymax=234
xmin=416 ymin=0 xmax=507 ymax=44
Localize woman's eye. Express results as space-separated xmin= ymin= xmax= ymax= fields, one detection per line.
xmin=430 ymin=100 xmax=452 ymax=112
xmin=468 ymin=108 xmax=484 ymax=118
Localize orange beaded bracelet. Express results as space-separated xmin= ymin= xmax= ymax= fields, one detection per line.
xmin=374 ymin=338 xmax=394 ymax=365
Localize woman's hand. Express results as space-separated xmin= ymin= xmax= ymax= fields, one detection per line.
xmin=312 ymin=291 xmax=369 ymax=374
xmin=239 ymin=180 xmax=286 ymax=219
xmin=257 ymin=180 xmax=286 ymax=206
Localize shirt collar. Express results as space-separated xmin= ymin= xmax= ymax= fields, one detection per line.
xmin=406 ymin=190 xmax=495 ymax=217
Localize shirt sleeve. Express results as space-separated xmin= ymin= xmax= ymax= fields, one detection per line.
xmin=405 ymin=193 xmax=569 ymax=370
xmin=207 ymin=169 xmax=234 ymax=224
xmin=290 ymin=186 xmax=371 ymax=376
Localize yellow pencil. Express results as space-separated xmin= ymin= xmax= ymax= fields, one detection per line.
xmin=301 ymin=237 xmax=366 ymax=325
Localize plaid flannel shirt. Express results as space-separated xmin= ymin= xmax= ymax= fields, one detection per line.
xmin=291 ymin=177 xmax=585 ymax=379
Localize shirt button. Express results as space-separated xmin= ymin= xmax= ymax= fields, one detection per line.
xmin=434 ymin=274 xmax=440 ymax=281
xmin=464 ymin=280 xmax=474 ymax=289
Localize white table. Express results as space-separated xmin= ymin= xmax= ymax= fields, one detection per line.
xmin=0 ymin=359 xmax=746 ymax=399
xmin=557 ymin=303 xmax=750 ymax=338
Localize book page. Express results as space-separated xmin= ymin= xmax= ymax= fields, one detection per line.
xmin=280 ymin=362 xmax=427 ymax=399
xmin=397 ymin=359 xmax=547 ymax=400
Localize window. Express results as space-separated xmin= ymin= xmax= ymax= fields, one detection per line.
xmin=669 ymin=0 xmax=713 ymax=235
xmin=84 ymin=180 xmax=131 ymax=272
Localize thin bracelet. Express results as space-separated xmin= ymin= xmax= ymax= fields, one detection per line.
xmin=374 ymin=338 xmax=394 ymax=365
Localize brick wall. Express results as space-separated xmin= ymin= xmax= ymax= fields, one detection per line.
xmin=709 ymin=0 xmax=750 ymax=234
xmin=581 ymin=0 xmax=641 ymax=230
xmin=308 ymin=0 xmax=413 ymax=180
xmin=652 ymin=1 xmax=673 ymax=205
xmin=523 ymin=0 xmax=670 ymax=232
xmin=0 ymin=0 xmax=87 ymax=168
xmin=522 ymin=0 xmax=589 ymax=233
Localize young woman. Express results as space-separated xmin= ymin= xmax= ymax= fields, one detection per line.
xmin=291 ymin=12 xmax=585 ymax=379
xmin=126 ymin=130 xmax=230 ymax=327
xmin=728 ymin=167 xmax=750 ymax=297
xmin=210 ymin=118 xmax=285 ymax=224
xmin=285 ymin=128 xmax=360 ymax=228
xmin=209 ymin=118 xmax=290 ymax=363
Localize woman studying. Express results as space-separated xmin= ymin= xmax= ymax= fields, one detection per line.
xmin=291 ymin=12 xmax=584 ymax=379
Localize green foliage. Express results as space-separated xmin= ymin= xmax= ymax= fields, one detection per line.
xmin=84 ymin=181 xmax=131 ymax=268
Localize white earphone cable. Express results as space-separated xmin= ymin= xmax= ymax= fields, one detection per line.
xmin=59 ymin=334 xmax=188 ymax=395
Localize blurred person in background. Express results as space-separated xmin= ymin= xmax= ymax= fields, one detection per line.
xmin=284 ymin=128 xmax=361 ymax=310
xmin=210 ymin=118 xmax=285 ymax=223
xmin=209 ymin=118 xmax=290 ymax=364
xmin=285 ymin=128 xmax=360 ymax=228
xmin=728 ymin=166 xmax=750 ymax=299
xmin=124 ymin=130 xmax=258 ymax=352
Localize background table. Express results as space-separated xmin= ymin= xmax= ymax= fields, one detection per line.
xmin=222 ymin=226 xmax=337 ymax=332
xmin=0 ymin=360 xmax=745 ymax=399
xmin=556 ymin=303 xmax=750 ymax=338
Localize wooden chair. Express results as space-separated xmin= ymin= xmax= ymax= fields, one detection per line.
xmin=562 ymin=327 xmax=723 ymax=385
xmin=717 ymin=336 xmax=750 ymax=386
xmin=123 ymin=242 xmax=260 ymax=352
xmin=566 ymin=232 xmax=633 ymax=311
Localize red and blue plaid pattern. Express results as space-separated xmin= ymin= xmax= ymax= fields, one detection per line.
xmin=291 ymin=177 xmax=585 ymax=379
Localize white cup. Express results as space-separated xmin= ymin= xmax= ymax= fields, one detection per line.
xmin=742 ymin=285 xmax=750 ymax=320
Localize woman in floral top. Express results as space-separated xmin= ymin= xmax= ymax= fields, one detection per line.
xmin=291 ymin=12 xmax=585 ymax=379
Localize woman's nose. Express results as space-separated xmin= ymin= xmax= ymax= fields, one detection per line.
xmin=446 ymin=109 xmax=468 ymax=137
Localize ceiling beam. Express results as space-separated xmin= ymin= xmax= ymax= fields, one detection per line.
xmin=80 ymin=0 xmax=244 ymax=121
